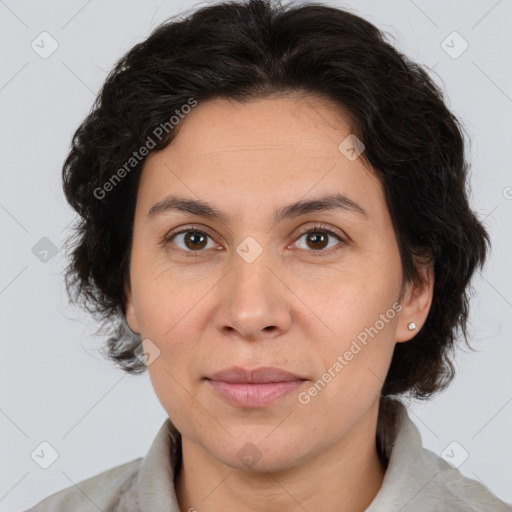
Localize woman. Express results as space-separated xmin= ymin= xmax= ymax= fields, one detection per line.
xmin=26 ymin=0 xmax=511 ymax=510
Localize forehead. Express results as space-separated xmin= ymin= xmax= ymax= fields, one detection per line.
xmin=161 ymin=94 xmax=358 ymax=160
xmin=138 ymin=95 xmax=387 ymax=224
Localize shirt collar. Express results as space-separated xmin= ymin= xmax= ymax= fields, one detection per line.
xmin=136 ymin=415 xmax=182 ymax=511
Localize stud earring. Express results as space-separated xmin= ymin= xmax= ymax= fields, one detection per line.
xmin=408 ymin=322 xmax=417 ymax=331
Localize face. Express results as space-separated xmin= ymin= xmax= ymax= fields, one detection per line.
xmin=125 ymin=94 xmax=433 ymax=472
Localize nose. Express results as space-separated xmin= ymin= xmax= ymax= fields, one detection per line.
xmin=213 ymin=246 xmax=292 ymax=341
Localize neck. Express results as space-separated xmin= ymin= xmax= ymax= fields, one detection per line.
xmin=174 ymin=400 xmax=387 ymax=512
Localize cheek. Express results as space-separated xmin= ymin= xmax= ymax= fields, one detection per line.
xmin=130 ymin=260 xmax=204 ymax=336
xmin=304 ymin=267 xmax=400 ymax=386
xmin=301 ymin=313 xmax=397 ymax=420
xmin=308 ymin=263 xmax=400 ymax=333
xmin=146 ymin=362 xmax=192 ymax=433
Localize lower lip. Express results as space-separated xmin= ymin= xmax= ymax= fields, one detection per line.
xmin=206 ymin=379 xmax=305 ymax=408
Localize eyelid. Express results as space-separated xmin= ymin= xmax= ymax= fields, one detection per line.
xmin=161 ymin=224 xmax=222 ymax=249
xmin=294 ymin=222 xmax=347 ymax=242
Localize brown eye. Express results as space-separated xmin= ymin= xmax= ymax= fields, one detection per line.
xmin=294 ymin=225 xmax=345 ymax=255
xmin=304 ymin=232 xmax=330 ymax=250
xmin=181 ymin=231 xmax=209 ymax=250
xmin=164 ymin=228 xmax=216 ymax=256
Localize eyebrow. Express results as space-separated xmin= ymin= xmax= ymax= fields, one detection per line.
xmin=147 ymin=192 xmax=367 ymax=223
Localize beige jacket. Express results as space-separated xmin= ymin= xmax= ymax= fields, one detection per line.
xmin=25 ymin=400 xmax=511 ymax=511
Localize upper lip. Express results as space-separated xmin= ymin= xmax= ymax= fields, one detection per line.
xmin=206 ymin=366 xmax=306 ymax=384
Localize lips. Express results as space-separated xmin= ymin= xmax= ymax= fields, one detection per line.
xmin=205 ymin=366 xmax=308 ymax=407
xmin=206 ymin=366 xmax=306 ymax=384
xmin=204 ymin=366 xmax=307 ymax=407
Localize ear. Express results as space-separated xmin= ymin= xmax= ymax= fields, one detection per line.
xmin=395 ymin=262 xmax=434 ymax=343
xmin=124 ymin=283 xmax=141 ymax=335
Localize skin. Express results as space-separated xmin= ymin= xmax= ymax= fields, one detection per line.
xmin=125 ymin=94 xmax=434 ymax=512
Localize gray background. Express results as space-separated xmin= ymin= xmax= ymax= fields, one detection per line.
xmin=1 ymin=0 xmax=511 ymax=510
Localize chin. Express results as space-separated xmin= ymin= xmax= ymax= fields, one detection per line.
xmin=209 ymin=431 xmax=312 ymax=474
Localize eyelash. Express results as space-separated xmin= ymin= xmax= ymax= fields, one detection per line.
xmin=162 ymin=223 xmax=346 ymax=259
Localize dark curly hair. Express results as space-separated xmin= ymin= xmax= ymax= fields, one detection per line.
xmin=62 ymin=0 xmax=490 ymax=406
